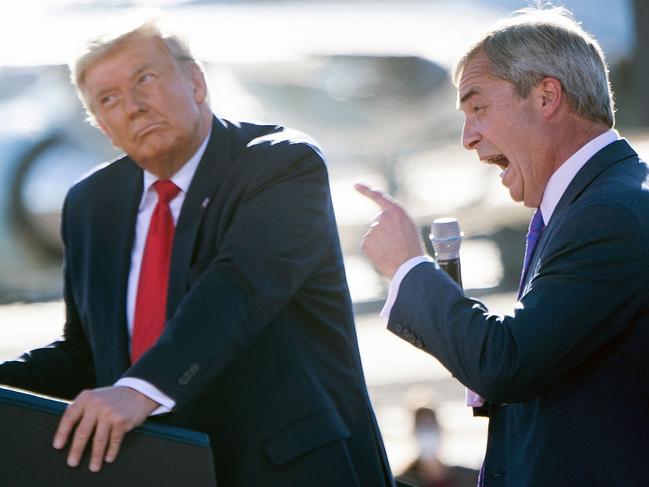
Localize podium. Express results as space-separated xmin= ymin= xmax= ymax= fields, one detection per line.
xmin=0 ymin=386 xmax=217 ymax=486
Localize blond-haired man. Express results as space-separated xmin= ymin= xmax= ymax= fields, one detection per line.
xmin=1 ymin=21 xmax=393 ymax=486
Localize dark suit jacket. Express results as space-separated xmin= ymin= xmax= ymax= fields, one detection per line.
xmin=0 ymin=117 xmax=393 ymax=486
xmin=387 ymin=140 xmax=649 ymax=486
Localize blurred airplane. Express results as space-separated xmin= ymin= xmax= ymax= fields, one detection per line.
xmin=0 ymin=0 xmax=636 ymax=301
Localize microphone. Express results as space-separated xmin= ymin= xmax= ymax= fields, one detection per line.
xmin=429 ymin=217 xmax=463 ymax=288
xmin=431 ymin=218 xmax=488 ymax=415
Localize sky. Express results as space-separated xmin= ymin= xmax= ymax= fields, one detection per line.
xmin=0 ymin=0 xmax=635 ymax=68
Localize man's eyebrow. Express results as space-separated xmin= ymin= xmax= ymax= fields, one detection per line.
xmin=129 ymin=63 xmax=152 ymax=80
xmin=459 ymin=88 xmax=479 ymax=105
xmin=90 ymin=64 xmax=154 ymax=102
xmin=92 ymin=85 xmax=116 ymax=103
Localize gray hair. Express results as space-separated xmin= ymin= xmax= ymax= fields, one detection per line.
xmin=70 ymin=18 xmax=204 ymax=123
xmin=454 ymin=4 xmax=615 ymax=127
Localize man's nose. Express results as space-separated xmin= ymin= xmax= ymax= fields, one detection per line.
xmin=461 ymin=120 xmax=480 ymax=151
xmin=124 ymin=90 xmax=147 ymax=117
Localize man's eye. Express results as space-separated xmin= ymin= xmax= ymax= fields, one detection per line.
xmin=100 ymin=94 xmax=118 ymax=107
xmin=139 ymin=73 xmax=155 ymax=83
xmin=473 ymin=106 xmax=484 ymax=113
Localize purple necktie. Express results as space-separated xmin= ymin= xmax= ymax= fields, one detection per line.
xmin=518 ymin=209 xmax=545 ymax=297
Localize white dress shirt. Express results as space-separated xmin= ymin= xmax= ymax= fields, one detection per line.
xmin=115 ymin=129 xmax=211 ymax=414
xmin=380 ymin=130 xmax=620 ymax=405
xmin=539 ymin=130 xmax=619 ymax=223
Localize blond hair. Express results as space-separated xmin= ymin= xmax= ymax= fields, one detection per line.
xmin=70 ymin=17 xmax=204 ymax=124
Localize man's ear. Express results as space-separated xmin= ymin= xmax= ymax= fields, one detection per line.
xmin=187 ymin=62 xmax=208 ymax=105
xmin=95 ymin=118 xmax=120 ymax=149
xmin=536 ymin=77 xmax=563 ymax=119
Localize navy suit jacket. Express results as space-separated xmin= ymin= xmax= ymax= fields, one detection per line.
xmin=0 ymin=117 xmax=393 ymax=486
xmin=388 ymin=140 xmax=649 ymax=486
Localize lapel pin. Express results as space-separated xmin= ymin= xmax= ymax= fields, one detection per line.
xmin=201 ymin=197 xmax=210 ymax=209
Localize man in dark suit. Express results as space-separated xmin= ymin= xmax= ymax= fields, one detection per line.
xmin=0 ymin=20 xmax=393 ymax=486
xmin=357 ymin=5 xmax=649 ymax=487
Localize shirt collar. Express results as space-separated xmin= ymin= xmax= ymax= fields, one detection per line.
xmin=140 ymin=127 xmax=212 ymax=208
xmin=539 ymin=129 xmax=619 ymax=224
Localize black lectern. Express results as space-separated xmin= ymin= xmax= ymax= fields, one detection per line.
xmin=0 ymin=386 xmax=217 ymax=486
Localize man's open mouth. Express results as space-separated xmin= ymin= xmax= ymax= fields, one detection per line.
xmin=484 ymin=154 xmax=509 ymax=170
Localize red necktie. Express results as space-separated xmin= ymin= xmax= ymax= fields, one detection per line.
xmin=131 ymin=180 xmax=181 ymax=363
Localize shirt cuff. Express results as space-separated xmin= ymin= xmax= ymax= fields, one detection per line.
xmin=380 ymin=255 xmax=433 ymax=320
xmin=114 ymin=377 xmax=176 ymax=416
xmin=466 ymin=388 xmax=485 ymax=407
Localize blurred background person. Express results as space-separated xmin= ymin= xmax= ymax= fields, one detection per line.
xmin=398 ymin=407 xmax=478 ymax=487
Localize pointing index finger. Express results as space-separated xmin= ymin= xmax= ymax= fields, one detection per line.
xmin=354 ymin=183 xmax=397 ymax=210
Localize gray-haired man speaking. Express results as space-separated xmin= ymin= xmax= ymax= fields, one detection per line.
xmin=358 ymin=5 xmax=649 ymax=486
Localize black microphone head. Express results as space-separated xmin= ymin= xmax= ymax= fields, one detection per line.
xmin=430 ymin=217 xmax=463 ymax=261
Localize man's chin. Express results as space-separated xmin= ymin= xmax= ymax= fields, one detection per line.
xmin=522 ymin=195 xmax=542 ymax=208
xmin=130 ymin=140 xmax=167 ymax=160
xmin=128 ymin=150 xmax=166 ymax=173
xmin=507 ymin=187 xmax=525 ymax=204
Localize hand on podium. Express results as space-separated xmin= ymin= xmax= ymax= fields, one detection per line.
xmin=52 ymin=386 xmax=159 ymax=472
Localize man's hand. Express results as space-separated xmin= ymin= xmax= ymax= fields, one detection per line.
xmin=53 ymin=386 xmax=159 ymax=472
xmin=355 ymin=183 xmax=425 ymax=279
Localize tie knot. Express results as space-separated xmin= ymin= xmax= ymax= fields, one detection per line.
xmin=153 ymin=180 xmax=180 ymax=204
xmin=519 ymin=208 xmax=546 ymax=296
xmin=528 ymin=209 xmax=545 ymax=238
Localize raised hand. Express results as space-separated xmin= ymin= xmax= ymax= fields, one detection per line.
xmin=355 ymin=183 xmax=425 ymax=279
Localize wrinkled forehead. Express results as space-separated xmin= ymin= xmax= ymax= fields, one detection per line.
xmin=80 ymin=34 xmax=171 ymax=86
xmin=458 ymin=54 xmax=494 ymax=91
xmin=456 ymin=53 xmax=500 ymax=106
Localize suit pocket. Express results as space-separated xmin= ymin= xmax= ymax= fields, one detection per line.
xmin=262 ymin=409 xmax=351 ymax=466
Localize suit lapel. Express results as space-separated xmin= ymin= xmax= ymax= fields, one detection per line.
xmin=521 ymin=139 xmax=638 ymax=294
xmin=166 ymin=117 xmax=233 ymax=318
xmin=101 ymin=160 xmax=143 ymax=378
xmin=552 ymin=139 xmax=637 ymax=216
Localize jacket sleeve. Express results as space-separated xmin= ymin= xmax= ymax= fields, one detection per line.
xmin=388 ymin=203 xmax=647 ymax=403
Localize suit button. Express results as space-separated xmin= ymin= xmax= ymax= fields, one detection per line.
xmin=178 ymin=362 xmax=200 ymax=386
xmin=395 ymin=323 xmax=403 ymax=333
